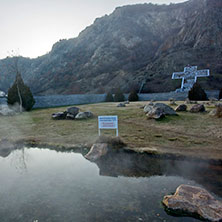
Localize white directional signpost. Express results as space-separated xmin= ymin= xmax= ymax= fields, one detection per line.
xmin=172 ymin=66 xmax=210 ymax=92
xmin=98 ymin=116 xmax=118 ymax=136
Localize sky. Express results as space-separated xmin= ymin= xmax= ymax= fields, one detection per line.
xmin=0 ymin=0 xmax=186 ymax=59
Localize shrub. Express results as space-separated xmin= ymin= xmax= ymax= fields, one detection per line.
xmin=7 ymin=73 xmax=35 ymax=111
xmin=188 ymin=83 xmax=208 ymax=101
xmin=114 ymin=88 xmax=125 ymax=102
xmin=105 ymin=92 xmax=114 ymax=102
xmin=128 ymin=90 xmax=139 ymax=101
xmin=219 ymin=88 xmax=222 ymax=100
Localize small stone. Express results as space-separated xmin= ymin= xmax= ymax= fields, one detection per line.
xmin=117 ymin=103 xmax=126 ymax=107
xmin=190 ymin=104 xmax=205 ymax=113
xmin=175 ymin=104 xmax=187 ymax=112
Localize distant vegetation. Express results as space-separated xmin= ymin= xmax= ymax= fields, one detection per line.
xmin=7 ymin=73 xmax=35 ymax=111
xmin=105 ymin=92 xmax=114 ymax=102
xmin=128 ymin=90 xmax=139 ymax=101
xmin=188 ymin=83 xmax=208 ymax=101
xmin=114 ymin=88 xmax=125 ymax=102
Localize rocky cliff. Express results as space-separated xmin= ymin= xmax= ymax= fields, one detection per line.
xmin=0 ymin=0 xmax=221 ymax=95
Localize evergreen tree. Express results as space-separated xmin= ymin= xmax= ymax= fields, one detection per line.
xmin=114 ymin=88 xmax=125 ymax=102
xmin=128 ymin=90 xmax=139 ymax=101
xmin=219 ymin=88 xmax=222 ymax=100
xmin=188 ymin=83 xmax=208 ymax=101
xmin=7 ymin=73 xmax=35 ymax=111
xmin=105 ymin=92 xmax=114 ymax=102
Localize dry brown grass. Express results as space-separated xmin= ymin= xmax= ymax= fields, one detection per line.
xmin=0 ymin=101 xmax=222 ymax=159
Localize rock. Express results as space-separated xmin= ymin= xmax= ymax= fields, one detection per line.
xmin=145 ymin=103 xmax=177 ymax=118
xmin=146 ymin=107 xmax=165 ymax=120
xmin=209 ymin=109 xmax=217 ymax=116
xmin=170 ymin=101 xmax=177 ymax=105
xmin=85 ymin=143 xmax=108 ymax=161
xmin=209 ymin=97 xmax=218 ymax=103
xmin=0 ymin=105 xmax=16 ymax=116
xmin=144 ymin=104 xmax=153 ymax=113
xmin=169 ymin=98 xmax=177 ymax=105
xmin=216 ymin=103 xmax=222 ymax=108
xmin=52 ymin=111 xmax=67 ymax=120
xmin=162 ymin=184 xmax=222 ymax=222
xmin=67 ymin=107 xmax=79 ymax=116
xmin=117 ymin=103 xmax=126 ymax=107
xmin=190 ymin=104 xmax=205 ymax=113
xmin=124 ymin=101 xmax=130 ymax=105
xmin=84 ymin=111 xmax=93 ymax=118
xmin=66 ymin=113 xmax=76 ymax=120
xmin=175 ymin=104 xmax=187 ymax=112
xmin=148 ymin=102 xmax=154 ymax=106
xmin=75 ymin=112 xmax=88 ymax=119
xmin=154 ymin=103 xmax=177 ymax=115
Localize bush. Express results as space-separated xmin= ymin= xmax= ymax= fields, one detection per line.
xmin=188 ymin=83 xmax=208 ymax=101
xmin=128 ymin=90 xmax=139 ymax=101
xmin=219 ymin=88 xmax=222 ymax=100
xmin=7 ymin=73 xmax=35 ymax=111
xmin=114 ymin=88 xmax=125 ymax=102
xmin=105 ymin=92 xmax=114 ymax=102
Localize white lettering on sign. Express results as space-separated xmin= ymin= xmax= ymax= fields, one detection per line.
xmin=98 ymin=116 xmax=118 ymax=136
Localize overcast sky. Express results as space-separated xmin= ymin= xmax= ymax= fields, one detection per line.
xmin=0 ymin=0 xmax=186 ymax=59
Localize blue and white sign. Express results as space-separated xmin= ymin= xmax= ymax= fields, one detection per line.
xmin=98 ymin=116 xmax=118 ymax=136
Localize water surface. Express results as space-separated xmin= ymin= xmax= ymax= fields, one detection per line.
xmin=0 ymin=147 xmax=221 ymax=222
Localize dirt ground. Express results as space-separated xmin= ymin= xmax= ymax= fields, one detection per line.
xmin=0 ymin=101 xmax=222 ymax=160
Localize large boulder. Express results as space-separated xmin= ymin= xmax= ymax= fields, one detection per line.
xmin=144 ymin=103 xmax=177 ymax=115
xmin=190 ymin=104 xmax=205 ymax=113
xmin=162 ymin=184 xmax=222 ymax=222
xmin=85 ymin=143 xmax=108 ymax=161
xmin=67 ymin=107 xmax=79 ymax=116
xmin=175 ymin=104 xmax=187 ymax=112
xmin=146 ymin=107 xmax=165 ymax=120
xmin=52 ymin=111 xmax=67 ymax=120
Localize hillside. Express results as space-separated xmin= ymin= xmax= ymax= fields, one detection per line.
xmin=0 ymin=0 xmax=221 ymax=95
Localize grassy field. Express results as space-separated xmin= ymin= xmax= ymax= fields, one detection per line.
xmin=0 ymin=101 xmax=222 ymax=159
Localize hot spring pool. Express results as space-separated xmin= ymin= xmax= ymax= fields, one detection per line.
xmin=0 ymin=147 xmax=221 ymax=222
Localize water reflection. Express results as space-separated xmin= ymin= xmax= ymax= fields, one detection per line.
xmin=93 ymin=150 xmax=222 ymax=197
xmin=0 ymin=147 xmax=221 ymax=222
